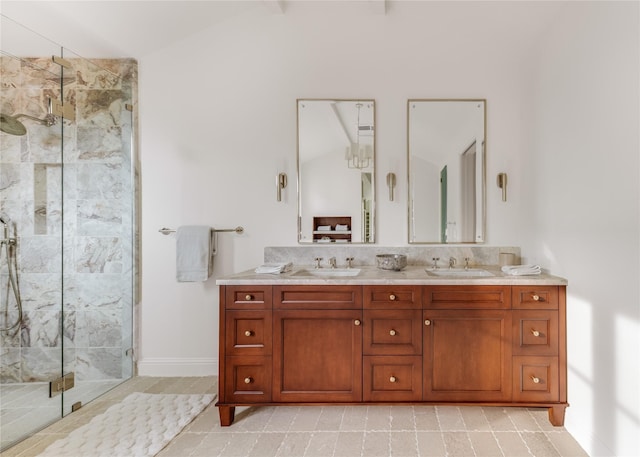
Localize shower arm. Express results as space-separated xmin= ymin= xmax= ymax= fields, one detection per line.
xmin=13 ymin=112 xmax=56 ymax=127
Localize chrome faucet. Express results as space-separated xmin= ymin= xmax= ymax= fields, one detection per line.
xmin=449 ymin=257 xmax=457 ymax=269
xmin=345 ymin=257 xmax=354 ymax=269
xmin=464 ymin=257 xmax=470 ymax=270
xmin=314 ymin=257 xmax=323 ymax=269
xmin=329 ymin=257 xmax=337 ymax=269
xmin=432 ymin=257 xmax=440 ymax=269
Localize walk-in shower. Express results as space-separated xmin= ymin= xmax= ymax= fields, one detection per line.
xmin=0 ymin=14 xmax=138 ymax=451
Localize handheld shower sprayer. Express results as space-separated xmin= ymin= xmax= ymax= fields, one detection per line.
xmin=0 ymin=216 xmax=22 ymax=332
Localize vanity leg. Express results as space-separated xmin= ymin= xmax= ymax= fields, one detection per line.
xmin=548 ymin=406 xmax=566 ymax=426
xmin=218 ymin=406 xmax=236 ymax=426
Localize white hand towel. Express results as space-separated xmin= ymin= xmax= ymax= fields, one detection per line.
xmin=316 ymin=225 xmax=332 ymax=231
xmin=176 ymin=226 xmax=215 ymax=282
xmin=254 ymin=262 xmax=293 ymax=274
xmin=335 ymin=224 xmax=349 ymax=231
xmin=501 ymin=264 xmax=541 ymax=276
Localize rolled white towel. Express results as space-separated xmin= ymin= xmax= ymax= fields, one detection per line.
xmin=501 ymin=264 xmax=541 ymax=276
xmin=255 ymin=262 xmax=293 ymax=274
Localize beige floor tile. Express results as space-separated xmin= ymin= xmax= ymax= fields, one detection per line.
xmin=304 ymin=431 xmax=339 ymax=457
xmin=521 ymin=431 xmax=562 ymax=457
xmin=275 ymin=432 xmax=312 ymax=457
xmin=546 ymin=431 xmax=590 ymax=457
xmin=390 ymin=431 xmax=419 ymax=455
xmin=460 ymin=407 xmax=491 ymax=431
xmin=416 ymin=431 xmax=447 ymax=456
xmin=247 ymin=432 xmax=287 ymax=457
xmin=468 ymin=431 xmax=503 ymax=457
xmin=333 ymin=431 xmax=365 ymax=457
xmin=494 ymin=431 xmax=533 ymax=456
xmin=363 ymin=431 xmax=391 ymax=457
xmin=442 ymin=431 xmax=474 ymax=456
xmin=436 ymin=406 xmax=465 ymax=431
xmin=340 ymin=405 xmax=368 ymax=431
xmin=2 ymin=377 xmax=589 ymax=457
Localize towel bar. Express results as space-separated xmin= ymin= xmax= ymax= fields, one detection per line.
xmin=158 ymin=226 xmax=244 ymax=235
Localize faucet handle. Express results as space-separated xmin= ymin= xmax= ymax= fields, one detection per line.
xmin=329 ymin=257 xmax=337 ymax=269
xmin=346 ymin=257 xmax=354 ymax=268
xmin=314 ymin=257 xmax=323 ymax=269
xmin=464 ymin=257 xmax=470 ymax=270
xmin=449 ymin=257 xmax=457 ymax=269
xmin=432 ymin=257 xmax=440 ymax=269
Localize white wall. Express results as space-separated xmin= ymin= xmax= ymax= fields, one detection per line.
xmin=521 ymin=3 xmax=640 ymax=456
xmin=137 ymin=1 xmax=538 ymax=377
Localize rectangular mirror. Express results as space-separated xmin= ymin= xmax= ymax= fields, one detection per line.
xmin=408 ymin=99 xmax=486 ymax=243
xmin=297 ymin=99 xmax=375 ymax=244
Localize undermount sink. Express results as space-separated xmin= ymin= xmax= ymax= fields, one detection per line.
xmin=426 ymin=268 xmax=494 ymax=277
xmin=292 ymin=268 xmax=362 ymax=278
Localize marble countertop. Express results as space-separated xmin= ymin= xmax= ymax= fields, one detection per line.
xmin=216 ymin=265 xmax=567 ymax=286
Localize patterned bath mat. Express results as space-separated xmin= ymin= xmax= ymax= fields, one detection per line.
xmin=38 ymin=392 xmax=215 ymax=457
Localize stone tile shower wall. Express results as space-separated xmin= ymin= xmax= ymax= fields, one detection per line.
xmin=0 ymin=56 xmax=137 ymax=384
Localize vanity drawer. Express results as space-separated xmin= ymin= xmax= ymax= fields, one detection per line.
xmin=225 ymin=310 xmax=272 ymax=356
xmin=224 ymin=356 xmax=272 ymax=403
xmin=225 ymin=285 xmax=272 ymax=310
xmin=512 ymin=356 xmax=559 ymax=402
xmin=364 ymin=285 xmax=422 ymax=309
xmin=513 ymin=310 xmax=558 ymax=356
xmin=512 ymin=286 xmax=558 ymax=309
xmin=273 ymin=285 xmax=362 ymax=310
xmin=423 ymin=286 xmax=511 ymax=309
xmin=363 ymin=309 xmax=422 ymax=355
xmin=363 ymin=356 xmax=422 ymax=402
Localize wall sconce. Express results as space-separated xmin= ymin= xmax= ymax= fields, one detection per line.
xmin=386 ymin=172 xmax=396 ymax=201
xmin=497 ymin=172 xmax=508 ymax=202
xmin=276 ymin=172 xmax=287 ymax=202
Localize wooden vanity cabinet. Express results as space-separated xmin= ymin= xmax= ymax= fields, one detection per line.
xmin=272 ymin=285 xmax=363 ymax=402
xmin=217 ymin=283 xmax=567 ymax=427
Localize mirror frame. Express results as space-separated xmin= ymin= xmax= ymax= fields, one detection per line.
xmin=407 ymin=98 xmax=486 ymax=244
xmin=297 ymin=98 xmax=376 ymax=244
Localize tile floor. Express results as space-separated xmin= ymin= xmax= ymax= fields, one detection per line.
xmin=1 ymin=376 xmax=589 ymax=457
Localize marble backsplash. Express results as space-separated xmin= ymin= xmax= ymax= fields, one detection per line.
xmin=0 ymin=56 xmax=137 ymax=384
xmin=265 ymin=245 xmax=521 ymax=269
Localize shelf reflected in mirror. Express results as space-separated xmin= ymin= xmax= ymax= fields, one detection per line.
xmin=297 ymin=99 xmax=375 ymax=244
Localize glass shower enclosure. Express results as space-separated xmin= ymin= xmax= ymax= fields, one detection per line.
xmin=0 ymin=15 xmax=137 ymax=450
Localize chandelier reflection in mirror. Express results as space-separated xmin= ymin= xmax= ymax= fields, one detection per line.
xmin=345 ymin=102 xmax=373 ymax=169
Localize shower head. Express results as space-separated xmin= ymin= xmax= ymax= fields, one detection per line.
xmin=0 ymin=113 xmax=27 ymax=136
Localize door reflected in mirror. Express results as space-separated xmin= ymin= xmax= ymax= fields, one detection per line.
xmin=408 ymin=99 xmax=486 ymax=243
xmin=297 ymin=99 xmax=375 ymax=244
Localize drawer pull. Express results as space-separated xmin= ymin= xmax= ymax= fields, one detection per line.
xmin=354 ymin=319 xmax=361 ymax=326
xmin=389 ymin=294 xmax=396 ymax=301
xmin=389 ymin=329 xmax=397 ymax=336
xmin=244 ymin=377 xmax=253 ymax=384
xmin=531 ymin=376 xmax=540 ymax=384
xmin=424 ymin=319 xmax=431 ymax=326
xmin=244 ymin=330 xmax=253 ymax=337
xmin=532 ymin=294 xmax=540 ymax=301
xmin=245 ymin=294 xmax=253 ymax=301
xmin=389 ymin=376 xmax=397 ymax=383
xmin=531 ymin=329 xmax=540 ymax=337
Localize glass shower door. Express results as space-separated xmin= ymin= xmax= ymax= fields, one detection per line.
xmin=1 ymin=17 xmax=66 ymax=450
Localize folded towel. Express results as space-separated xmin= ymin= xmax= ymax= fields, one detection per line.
xmin=501 ymin=264 xmax=542 ymax=276
xmin=255 ymin=262 xmax=293 ymax=274
xmin=335 ymin=224 xmax=349 ymax=231
xmin=316 ymin=225 xmax=332 ymax=231
xmin=176 ymin=226 xmax=215 ymax=282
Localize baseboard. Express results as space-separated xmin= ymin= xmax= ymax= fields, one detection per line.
xmin=137 ymin=357 xmax=218 ymax=377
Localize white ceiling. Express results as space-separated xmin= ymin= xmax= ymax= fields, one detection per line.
xmin=1 ymin=1 xmax=272 ymax=57
xmin=1 ymin=0 xmax=570 ymax=59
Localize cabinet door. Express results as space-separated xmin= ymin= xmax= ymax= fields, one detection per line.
xmin=273 ymin=309 xmax=362 ymax=402
xmin=423 ymin=309 xmax=512 ymax=401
